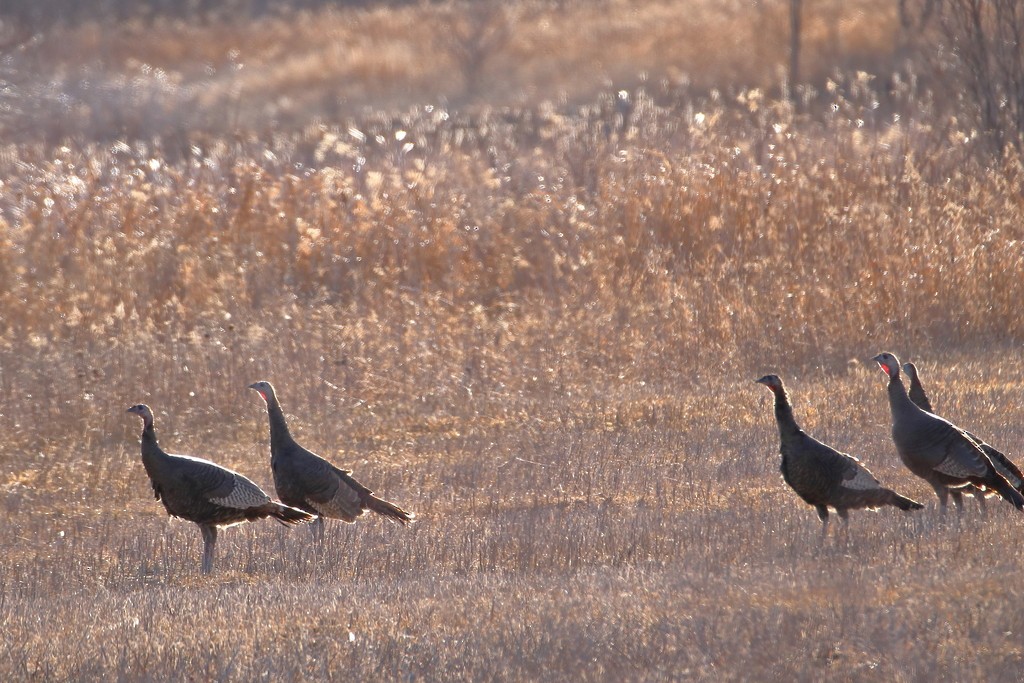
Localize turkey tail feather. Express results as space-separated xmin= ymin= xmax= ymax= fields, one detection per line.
xmin=365 ymin=495 xmax=414 ymax=524
xmin=270 ymin=502 xmax=315 ymax=525
xmin=989 ymin=475 xmax=1024 ymax=510
xmin=887 ymin=490 xmax=924 ymax=511
xmin=986 ymin=447 xmax=1024 ymax=491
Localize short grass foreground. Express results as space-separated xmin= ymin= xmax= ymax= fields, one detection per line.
xmin=3 ymin=351 xmax=1024 ymax=679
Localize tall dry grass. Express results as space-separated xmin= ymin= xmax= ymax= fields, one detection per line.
xmin=2 ymin=0 xmax=1024 ymax=680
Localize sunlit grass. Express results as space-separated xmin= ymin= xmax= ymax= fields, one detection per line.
xmin=2 ymin=0 xmax=1024 ymax=679
xmin=3 ymin=0 xmax=900 ymax=143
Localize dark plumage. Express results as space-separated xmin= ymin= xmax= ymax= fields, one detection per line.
xmin=755 ymin=374 xmax=923 ymax=535
xmin=903 ymin=361 xmax=1024 ymax=500
xmin=127 ymin=404 xmax=313 ymax=573
xmin=872 ymin=353 xmax=1024 ymax=511
xmin=902 ymin=362 xmax=935 ymax=413
xmin=248 ymin=381 xmax=414 ymax=540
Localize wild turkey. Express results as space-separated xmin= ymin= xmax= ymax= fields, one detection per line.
xmin=755 ymin=374 xmax=923 ymax=535
xmin=903 ymin=360 xmax=1024 ymax=497
xmin=872 ymin=353 xmax=1024 ymax=511
xmin=126 ymin=404 xmax=313 ymax=573
xmin=902 ymin=362 xmax=935 ymax=413
xmin=248 ymin=381 xmax=414 ymax=540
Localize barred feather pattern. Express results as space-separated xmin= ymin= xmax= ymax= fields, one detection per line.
xmin=756 ymin=374 xmax=923 ymax=530
xmin=875 ymin=353 xmax=1024 ymax=511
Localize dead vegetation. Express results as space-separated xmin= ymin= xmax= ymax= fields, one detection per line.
xmin=2 ymin=0 xmax=1024 ymax=679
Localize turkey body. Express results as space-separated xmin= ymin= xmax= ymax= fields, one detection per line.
xmin=127 ymin=404 xmax=312 ymax=573
xmin=902 ymin=361 xmax=1024 ymax=496
xmin=872 ymin=353 xmax=1024 ymax=511
xmin=755 ymin=374 xmax=922 ymax=534
xmin=248 ymin=381 xmax=414 ymax=540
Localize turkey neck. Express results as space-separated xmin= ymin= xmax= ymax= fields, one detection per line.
xmin=264 ymin=394 xmax=296 ymax=455
xmin=139 ymin=418 xmax=169 ymax=476
xmin=885 ymin=371 xmax=915 ymax=416
xmin=907 ymin=373 xmax=932 ymax=411
xmin=771 ymin=387 xmax=801 ymax=439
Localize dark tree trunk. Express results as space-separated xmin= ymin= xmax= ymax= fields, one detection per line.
xmin=789 ymin=0 xmax=803 ymax=103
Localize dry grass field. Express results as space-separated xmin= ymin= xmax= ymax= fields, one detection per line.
xmin=2 ymin=0 xmax=1024 ymax=680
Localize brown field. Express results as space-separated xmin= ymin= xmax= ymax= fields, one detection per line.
xmin=2 ymin=0 xmax=1024 ymax=680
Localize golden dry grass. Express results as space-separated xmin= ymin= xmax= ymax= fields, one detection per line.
xmin=2 ymin=0 xmax=1024 ymax=680
xmin=3 ymin=0 xmax=901 ymax=142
